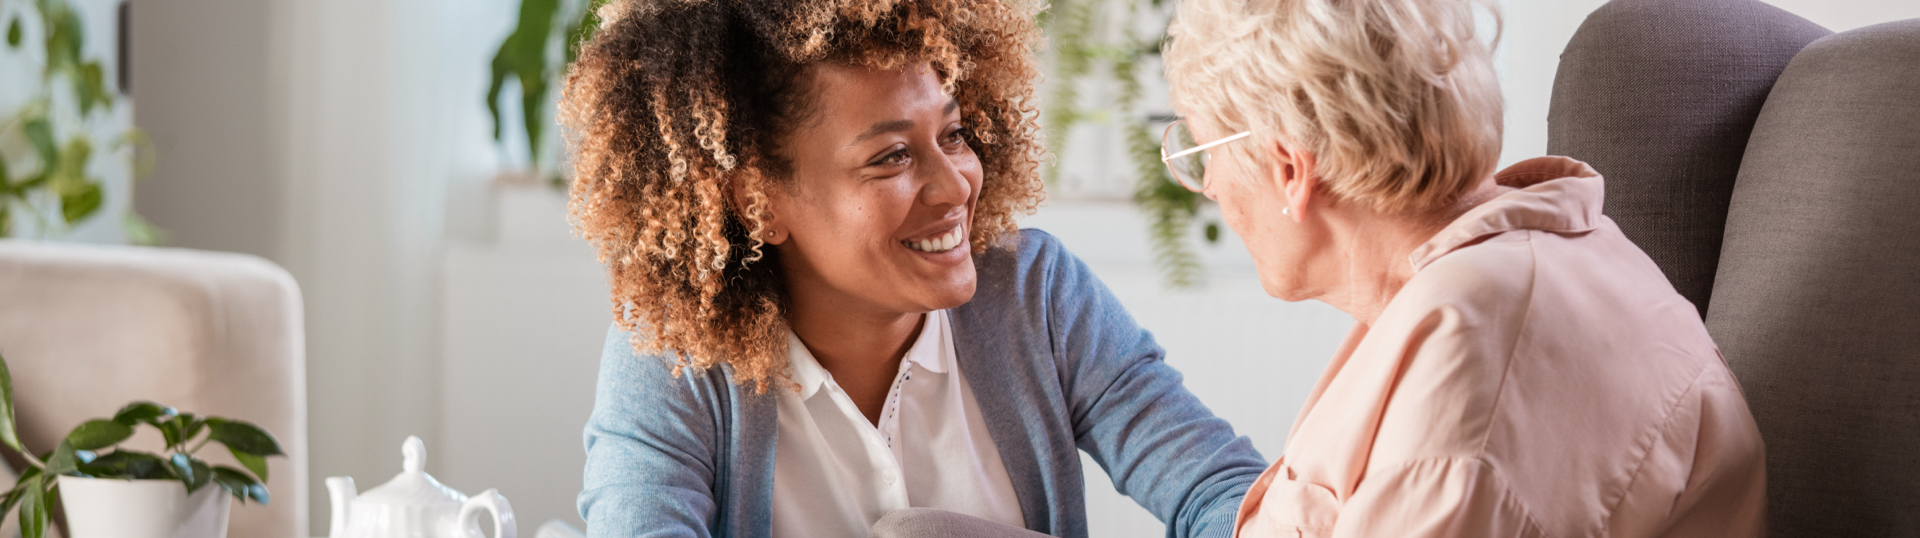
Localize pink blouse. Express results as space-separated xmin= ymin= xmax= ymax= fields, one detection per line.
xmin=1235 ymin=157 xmax=1767 ymax=538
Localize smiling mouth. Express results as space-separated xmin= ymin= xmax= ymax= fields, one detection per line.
xmin=904 ymin=224 xmax=966 ymax=253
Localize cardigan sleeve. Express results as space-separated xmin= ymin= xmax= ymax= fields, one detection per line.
xmin=579 ymin=324 xmax=722 ymax=538
xmin=1027 ymin=231 xmax=1270 ymax=538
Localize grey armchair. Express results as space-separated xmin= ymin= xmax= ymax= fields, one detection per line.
xmin=1552 ymin=3 xmax=1920 ymax=536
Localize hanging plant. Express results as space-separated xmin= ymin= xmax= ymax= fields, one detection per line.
xmin=1039 ymin=0 xmax=1218 ymax=288
xmin=0 ymin=0 xmax=155 ymax=242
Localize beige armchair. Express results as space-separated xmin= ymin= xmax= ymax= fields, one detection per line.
xmin=0 ymin=240 xmax=308 ymax=537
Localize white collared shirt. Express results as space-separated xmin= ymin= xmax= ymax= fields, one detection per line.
xmin=770 ymin=309 xmax=1026 ymax=538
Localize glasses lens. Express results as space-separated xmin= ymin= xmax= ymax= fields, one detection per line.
xmin=1162 ymin=121 xmax=1208 ymax=191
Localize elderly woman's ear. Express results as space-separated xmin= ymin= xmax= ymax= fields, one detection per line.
xmin=1258 ymin=139 xmax=1317 ymax=224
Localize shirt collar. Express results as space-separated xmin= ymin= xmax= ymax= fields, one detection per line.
xmin=1408 ymin=156 xmax=1606 ymax=271
xmin=784 ymin=310 xmax=951 ymax=400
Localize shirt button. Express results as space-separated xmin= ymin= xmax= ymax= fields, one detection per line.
xmin=882 ymin=471 xmax=898 ymax=484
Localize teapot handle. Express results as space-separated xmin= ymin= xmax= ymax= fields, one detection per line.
xmin=457 ymin=489 xmax=517 ymax=538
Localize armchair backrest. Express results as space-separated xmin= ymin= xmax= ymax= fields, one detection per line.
xmin=1547 ymin=0 xmax=1828 ymax=318
xmin=1705 ymin=19 xmax=1920 ymax=536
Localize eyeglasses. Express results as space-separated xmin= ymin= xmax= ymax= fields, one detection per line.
xmin=1160 ymin=119 xmax=1252 ymax=192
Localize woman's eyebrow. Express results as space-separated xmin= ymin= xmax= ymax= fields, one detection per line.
xmin=848 ymin=99 xmax=961 ymax=147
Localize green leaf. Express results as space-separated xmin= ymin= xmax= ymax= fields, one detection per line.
xmin=41 ymin=1 xmax=84 ymax=78
xmin=487 ymin=0 xmax=558 ymax=166
xmin=246 ymin=482 xmax=269 ymax=504
xmin=44 ymin=440 xmax=78 ymax=476
xmin=59 ymin=183 xmax=100 ymax=223
xmin=79 ymin=61 xmax=112 ymax=115
xmin=23 ymin=117 xmax=56 ymax=171
xmin=66 ymin=419 xmax=133 ymax=451
xmin=207 ymin=418 xmax=282 ymax=456
xmin=209 ymin=466 xmax=267 ymax=504
xmin=79 ymin=450 xmax=168 ymax=479
xmin=157 ymin=417 xmax=179 ymax=448
xmin=7 ymin=17 xmax=21 ymax=48
xmin=177 ymin=414 xmax=205 ymax=447
xmin=0 ymin=351 xmax=28 ymax=458
xmin=113 ymin=402 xmax=173 ymax=426
xmin=229 ymin=446 xmax=269 ymax=482
xmin=170 ymin=453 xmax=211 ymax=492
xmin=18 ymin=476 xmax=46 ymax=538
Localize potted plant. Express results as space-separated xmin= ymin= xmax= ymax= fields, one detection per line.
xmin=0 ymin=351 xmax=282 ymax=538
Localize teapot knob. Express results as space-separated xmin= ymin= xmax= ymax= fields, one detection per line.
xmin=403 ymin=436 xmax=426 ymax=474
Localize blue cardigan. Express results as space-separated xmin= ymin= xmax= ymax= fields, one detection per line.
xmin=580 ymin=230 xmax=1268 ymax=538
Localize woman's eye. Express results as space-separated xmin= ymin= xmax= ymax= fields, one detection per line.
xmin=874 ymin=148 xmax=910 ymax=167
xmin=942 ymin=127 xmax=970 ymax=148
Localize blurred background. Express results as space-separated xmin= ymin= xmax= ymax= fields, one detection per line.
xmin=2 ymin=0 xmax=1915 ymax=535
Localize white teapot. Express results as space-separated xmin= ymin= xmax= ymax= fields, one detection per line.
xmin=327 ymin=436 xmax=516 ymax=538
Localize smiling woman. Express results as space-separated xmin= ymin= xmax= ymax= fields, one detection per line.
xmin=560 ymin=0 xmax=1267 ymax=537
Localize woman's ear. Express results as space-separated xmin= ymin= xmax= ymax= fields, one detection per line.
xmin=1270 ymin=141 xmax=1319 ymax=223
xmin=728 ymin=175 xmax=789 ymax=245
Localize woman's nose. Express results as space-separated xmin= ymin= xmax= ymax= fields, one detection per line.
xmin=922 ymin=152 xmax=972 ymax=206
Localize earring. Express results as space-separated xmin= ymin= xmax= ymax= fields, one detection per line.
xmin=1282 ymin=207 xmax=1291 ymax=217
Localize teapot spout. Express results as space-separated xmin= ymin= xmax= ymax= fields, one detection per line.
xmin=326 ymin=476 xmax=358 ymax=538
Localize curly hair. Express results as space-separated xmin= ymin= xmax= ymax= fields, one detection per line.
xmin=561 ymin=0 xmax=1046 ymax=392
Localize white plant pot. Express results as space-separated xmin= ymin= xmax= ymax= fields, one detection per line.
xmin=57 ymin=476 xmax=231 ymax=538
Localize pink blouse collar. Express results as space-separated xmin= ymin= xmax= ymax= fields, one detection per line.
xmin=1408 ymin=156 xmax=1606 ymax=271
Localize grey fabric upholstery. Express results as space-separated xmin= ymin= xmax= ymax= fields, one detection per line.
xmin=1706 ymin=19 xmax=1920 ymax=537
xmin=871 ymin=508 xmax=1053 ymax=538
xmin=1547 ymin=0 xmax=1828 ymax=317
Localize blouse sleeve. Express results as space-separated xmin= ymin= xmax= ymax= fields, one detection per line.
xmin=1030 ymin=232 xmax=1270 ymax=538
xmin=1327 ymin=457 xmax=1547 ymax=538
xmin=579 ymin=325 xmax=722 ymax=538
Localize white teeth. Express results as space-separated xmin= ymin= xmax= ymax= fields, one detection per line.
xmin=906 ymin=225 xmax=965 ymax=253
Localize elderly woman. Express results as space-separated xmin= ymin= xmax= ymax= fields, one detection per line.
xmin=562 ymin=0 xmax=1266 ymax=536
xmin=1161 ymin=0 xmax=1767 ymax=536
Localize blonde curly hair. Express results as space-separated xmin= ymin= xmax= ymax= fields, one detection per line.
xmin=560 ymin=0 xmax=1046 ymax=392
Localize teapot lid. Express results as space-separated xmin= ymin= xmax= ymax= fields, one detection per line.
xmin=357 ymin=436 xmax=467 ymax=506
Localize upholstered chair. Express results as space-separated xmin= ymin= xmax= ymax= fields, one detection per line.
xmin=0 ymin=241 xmax=309 ymax=538
xmin=1706 ymin=19 xmax=1920 ymax=537
xmin=1547 ymin=0 xmax=1829 ymax=318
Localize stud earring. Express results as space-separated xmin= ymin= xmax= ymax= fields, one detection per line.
xmin=1282 ymin=207 xmax=1292 ymax=217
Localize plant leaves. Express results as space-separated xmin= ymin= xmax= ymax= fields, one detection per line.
xmin=207 ymin=418 xmax=282 ymax=456
xmin=7 ymin=16 xmax=21 ymax=48
xmin=0 ymin=351 xmax=28 ymax=458
xmin=78 ymin=61 xmax=112 ymax=116
xmin=209 ymin=466 xmax=267 ymax=504
xmin=18 ymin=476 xmax=45 ymax=538
xmin=177 ymin=414 xmax=205 ymax=447
xmin=23 ymin=117 xmax=55 ymax=174
xmin=229 ymin=446 xmax=268 ymax=482
xmin=113 ymin=401 xmax=173 ymax=426
xmin=66 ymin=419 xmax=132 ymax=451
xmin=170 ymin=453 xmax=211 ymax=492
xmin=487 ymin=0 xmax=558 ymax=166
xmin=80 ymin=450 xmax=168 ymax=479
xmin=44 ymin=440 xmax=78 ymax=476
